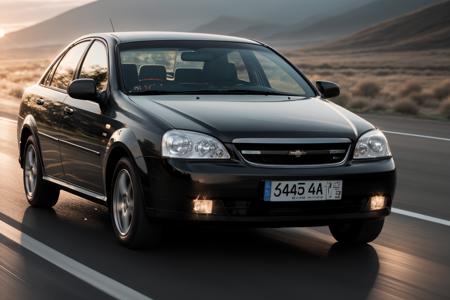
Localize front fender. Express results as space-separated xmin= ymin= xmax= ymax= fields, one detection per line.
xmin=104 ymin=127 xmax=148 ymax=181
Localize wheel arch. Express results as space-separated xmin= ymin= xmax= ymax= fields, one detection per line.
xmin=103 ymin=128 xmax=148 ymax=204
xmin=18 ymin=115 xmax=40 ymax=168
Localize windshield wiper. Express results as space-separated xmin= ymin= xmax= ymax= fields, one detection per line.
xmin=215 ymin=89 xmax=300 ymax=96
xmin=130 ymin=89 xmax=303 ymax=96
xmin=129 ymin=90 xmax=178 ymax=95
xmin=129 ymin=90 xmax=223 ymax=95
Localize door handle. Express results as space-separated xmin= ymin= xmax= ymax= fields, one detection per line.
xmin=64 ymin=106 xmax=74 ymax=115
xmin=36 ymin=98 xmax=45 ymax=105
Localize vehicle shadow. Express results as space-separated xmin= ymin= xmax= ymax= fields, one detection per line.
xmin=157 ymin=225 xmax=380 ymax=299
xmin=18 ymin=206 xmax=380 ymax=300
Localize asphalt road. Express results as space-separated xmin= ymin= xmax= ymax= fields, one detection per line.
xmin=0 ymin=109 xmax=449 ymax=300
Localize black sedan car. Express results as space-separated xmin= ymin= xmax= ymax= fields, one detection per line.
xmin=17 ymin=32 xmax=396 ymax=248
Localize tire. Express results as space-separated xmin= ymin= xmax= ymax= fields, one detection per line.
xmin=110 ymin=157 xmax=162 ymax=249
xmin=329 ymin=218 xmax=384 ymax=245
xmin=23 ymin=135 xmax=60 ymax=208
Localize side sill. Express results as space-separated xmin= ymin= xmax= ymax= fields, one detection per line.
xmin=43 ymin=176 xmax=107 ymax=203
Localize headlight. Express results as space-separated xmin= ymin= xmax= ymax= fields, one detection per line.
xmin=353 ymin=129 xmax=391 ymax=159
xmin=162 ymin=130 xmax=230 ymax=159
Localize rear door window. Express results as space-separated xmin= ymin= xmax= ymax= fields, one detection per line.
xmin=42 ymin=60 xmax=59 ymax=87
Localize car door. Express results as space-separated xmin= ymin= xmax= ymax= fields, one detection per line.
xmin=33 ymin=41 xmax=90 ymax=179
xmin=59 ymin=40 xmax=111 ymax=195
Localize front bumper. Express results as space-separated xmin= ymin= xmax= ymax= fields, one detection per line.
xmin=142 ymin=157 xmax=396 ymax=226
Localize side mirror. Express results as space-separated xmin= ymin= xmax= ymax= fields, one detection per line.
xmin=316 ymin=81 xmax=340 ymax=99
xmin=68 ymin=79 xmax=97 ymax=101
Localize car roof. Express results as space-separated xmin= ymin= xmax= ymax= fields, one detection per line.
xmin=82 ymin=31 xmax=261 ymax=45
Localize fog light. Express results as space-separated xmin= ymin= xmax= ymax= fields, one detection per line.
xmin=193 ymin=199 xmax=213 ymax=214
xmin=370 ymin=195 xmax=386 ymax=210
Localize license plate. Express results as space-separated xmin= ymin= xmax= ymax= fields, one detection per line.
xmin=264 ymin=180 xmax=342 ymax=202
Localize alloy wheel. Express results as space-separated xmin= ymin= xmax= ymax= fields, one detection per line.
xmin=24 ymin=145 xmax=38 ymax=197
xmin=113 ymin=169 xmax=135 ymax=235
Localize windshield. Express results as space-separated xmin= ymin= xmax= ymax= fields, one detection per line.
xmin=118 ymin=41 xmax=316 ymax=97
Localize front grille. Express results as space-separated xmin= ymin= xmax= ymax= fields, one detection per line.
xmin=234 ymin=139 xmax=351 ymax=166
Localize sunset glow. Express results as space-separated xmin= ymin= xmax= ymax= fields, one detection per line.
xmin=0 ymin=28 xmax=5 ymax=38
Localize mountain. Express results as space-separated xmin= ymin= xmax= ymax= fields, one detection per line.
xmin=0 ymin=0 xmax=377 ymax=49
xmin=192 ymin=16 xmax=286 ymax=40
xmin=232 ymin=23 xmax=288 ymax=40
xmin=268 ymin=0 xmax=441 ymax=45
xmin=193 ymin=16 xmax=258 ymax=36
xmin=316 ymin=1 xmax=450 ymax=51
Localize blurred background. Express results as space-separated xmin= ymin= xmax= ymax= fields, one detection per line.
xmin=0 ymin=0 xmax=449 ymax=119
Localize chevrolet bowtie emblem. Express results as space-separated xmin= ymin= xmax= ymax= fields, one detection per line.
xmin=288 ymin=150 xmax=307 ymax=157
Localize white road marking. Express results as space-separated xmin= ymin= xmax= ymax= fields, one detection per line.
xmin=0 ymin=116 xmax=17 ymax=124
xmin=392 ymin=208 xmax=450 ymax=226
xmin=383 ymin=130 xmax=450 ymax=142
xmin=0 ymin=219 xmax=152 ymax=300
xmin=0 ymin=263 xmax=25 ymax=282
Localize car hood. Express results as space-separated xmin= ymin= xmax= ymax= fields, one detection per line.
xmin=129 ymin=95 xmax=374 ymax=142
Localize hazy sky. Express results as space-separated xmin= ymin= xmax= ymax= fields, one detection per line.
xmin=0 ymin=0 xmax=95 ymax=35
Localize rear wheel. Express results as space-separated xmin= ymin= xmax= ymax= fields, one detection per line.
xmin=23 ymin=135 xmax=60 ymax=208
xmin=110 ymin=157 xmax=162 ymax=249
xmin=329 ymin=218 xmax=384 ymax=244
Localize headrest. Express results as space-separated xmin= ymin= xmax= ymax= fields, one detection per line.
xmin=203 ymin=61 xmax=237 ymax=84
xmin=139 ymin=65 xmax=167 ymax=81
xmin=121 ymin=64 xmax=139 ymax=90
xmin=175 ymin=68 xmax=203 ymax=83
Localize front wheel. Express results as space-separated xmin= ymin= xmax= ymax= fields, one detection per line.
xmin=110 ymin=157 xmax=162 ymax=249
xmin=329 ymin=218 xmax=384 ymax=245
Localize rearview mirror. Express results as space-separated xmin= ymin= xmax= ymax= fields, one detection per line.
xmin=181 ymin=51 xmax=213 ymax=62
xmin=316 ymin=81 xmax=340 ymax=99
xmin=68 ymin=78 xmax=97 ymax=101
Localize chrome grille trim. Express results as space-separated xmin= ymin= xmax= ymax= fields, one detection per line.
xmin=233 ymin=138 xmax=352 ymax=168
xmin=232 ymin=137 xmax=352 ymax=144
xmin=241 ymin=149 xmax=347 ymax=156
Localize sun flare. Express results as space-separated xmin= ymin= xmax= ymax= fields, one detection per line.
xmin=0 ymin=28 xmax=5 ymax=38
